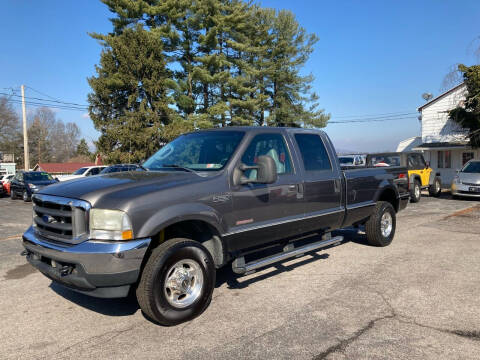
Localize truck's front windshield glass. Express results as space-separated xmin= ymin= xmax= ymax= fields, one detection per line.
xmin=143 ymin=131 xmax=245 ymax=172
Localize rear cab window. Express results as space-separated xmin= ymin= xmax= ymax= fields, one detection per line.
xmin=294 ymin=133 xmax=332 ymax=172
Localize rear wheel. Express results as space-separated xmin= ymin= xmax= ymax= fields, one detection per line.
xmin=136 ymin=238 xmax=215 ymax=326
xmin=10 ymin=189 xmax=16 ymax=200
xmin=410 ymin=180 xmax=421 ymax=203
xmin=365 ymin=201 xmax=396 ymax=247
xmin=428 ymin=178 xmax=441 ymax=197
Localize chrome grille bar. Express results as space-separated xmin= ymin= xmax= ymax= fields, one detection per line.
xmin=32 ymin=194 xmax=91 ymax=245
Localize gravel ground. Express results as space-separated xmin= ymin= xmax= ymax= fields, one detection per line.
xmin=0 ymin=193 xmax=479 ymax=359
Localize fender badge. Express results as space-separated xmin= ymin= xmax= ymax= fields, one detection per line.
xmin=236 ymin=218 xmax=253 ymax=225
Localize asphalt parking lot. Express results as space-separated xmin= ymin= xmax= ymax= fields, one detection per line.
xmin=1 ymin=193 xmax=479 ymax=359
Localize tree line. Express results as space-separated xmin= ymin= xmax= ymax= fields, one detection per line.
xmin=88 ymin=0 xmax=330 ymax=163
xmin=0 ymin=97 xmax=89 ymax=167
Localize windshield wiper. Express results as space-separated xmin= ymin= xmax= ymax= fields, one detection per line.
xmin=160 ymin=164 xmax=199 ymax=175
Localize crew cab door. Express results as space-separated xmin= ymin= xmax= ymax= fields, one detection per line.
xmin=225 ymin=132 xmax=304 ymax=251
xmin=291 ymin=132 xmax=344 ymax=233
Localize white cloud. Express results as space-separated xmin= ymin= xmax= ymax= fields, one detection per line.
xmin=82 ymin=113 xmax=90 ymax=119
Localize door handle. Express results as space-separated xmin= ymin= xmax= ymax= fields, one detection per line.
xmin=288 ymin=185 xmax=296 ymax=192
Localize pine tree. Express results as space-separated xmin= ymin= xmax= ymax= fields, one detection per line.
xmin=88 ymin=25 xmax=183 ymax=163
xmin=76 ymin=139 xmax=91 ymax=157
xmin=89 ymin=0 xmax=330 ymax=162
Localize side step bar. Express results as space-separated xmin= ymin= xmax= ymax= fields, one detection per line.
xmin=232 ymin=235 xmax=343 ymax=275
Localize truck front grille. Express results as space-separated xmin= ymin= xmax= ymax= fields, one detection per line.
xmin=32 ymin=194 xmax=90 ymax=245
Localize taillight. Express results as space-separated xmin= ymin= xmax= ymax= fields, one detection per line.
xmin=398 ymin=173 xmax=408 ymax=187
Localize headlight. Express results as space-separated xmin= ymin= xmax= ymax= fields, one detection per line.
xmin=453 ymin=176 xmax=460 ymax=184
xmin=28 ymin=183 xmax=37 ymax=189
xmin=89 ymin=209 xmax=133 ymax=240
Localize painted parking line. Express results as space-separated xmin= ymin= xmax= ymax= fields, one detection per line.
xmin=0 ymin=234 xmax=23 ymax=241
xmin=443 ymin=204 xmax=480 ymax=220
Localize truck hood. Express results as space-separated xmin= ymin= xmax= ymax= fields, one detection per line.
xmin=37 ymin=171 xmax=205 ymax=207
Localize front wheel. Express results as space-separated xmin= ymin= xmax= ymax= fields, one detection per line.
xmin=410 ymin=180 xmax=421 ymax=203
xmin=136 ymin=238 xmax=216 ymax=326
xmin=10 ymin=189 xmax=16 ymax=200
xmin=365 ymin=201 xmax=396 ymax=247
xmin=429 ymin=178 xmax=441 ymax=197
xmin=23 ymin=191 xmax=31 ymax=202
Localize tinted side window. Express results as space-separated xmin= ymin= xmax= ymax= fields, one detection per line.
xmin=89 ymin=168 xmax=100 ymax=175
xmin=241 ymin=133 xmax=292 ymax=175
xmin=294 ymin=134 xmax=332 ymax=171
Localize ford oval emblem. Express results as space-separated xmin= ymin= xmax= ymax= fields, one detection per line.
xmin=42 ymin=215 xmax=55 ymax=223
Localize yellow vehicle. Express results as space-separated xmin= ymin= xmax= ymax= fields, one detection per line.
xmin=366 ymin=152 xmax=442 ymax=203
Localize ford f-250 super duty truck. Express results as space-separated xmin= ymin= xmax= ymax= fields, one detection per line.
xmin=22 ymin=127 xmax=409 ymax=325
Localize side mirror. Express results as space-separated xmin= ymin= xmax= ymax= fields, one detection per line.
xmin=425 ymin=161 xmax=430 ymax=168
xmin=233 ymin=155 xmax=278 ymax=185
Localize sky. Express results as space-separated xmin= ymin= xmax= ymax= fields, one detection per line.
xmin=1 ymin=0 xmax=479 ymax=153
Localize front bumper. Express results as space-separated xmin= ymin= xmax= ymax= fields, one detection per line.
xmin=22 ymin=226 xmax=151 ymax=298
xmin=451 ymin=183 xmax=480 ymax=198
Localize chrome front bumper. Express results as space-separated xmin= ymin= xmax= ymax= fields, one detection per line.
xmin=22 ymin=226 xmax=151 ymax=298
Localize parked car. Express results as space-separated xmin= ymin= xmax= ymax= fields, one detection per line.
xmin=22 ymin=127 xmax=409 ymax=325
xmin=1 ymin=174 xmax=14 ymax=196
xmin=10 ymin=171 xmax=58 ymax=202
xmin=338 ymin=154 xmax=365 ymax=167
xmin=58 ymin=166 xmax=107 ymax=182
xmin=100 ymin=164 xmax=143 ymax=174
xmin=366 ymin=152 xmax=442 ymax=202
xmin=451 ymin=159 xmax=480 ymax=198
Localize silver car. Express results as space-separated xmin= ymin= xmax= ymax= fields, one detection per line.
xmin=451 ymin=160 xmax=480 ymax=198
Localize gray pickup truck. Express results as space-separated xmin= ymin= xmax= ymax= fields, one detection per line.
xmin=22 ymin=127 xmax=409 ymax=325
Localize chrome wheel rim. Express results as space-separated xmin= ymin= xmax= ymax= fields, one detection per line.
xmin=415 ymin=185 xmax=420 ymax=199
xmin=436 ymin=181 xmax=440 ymax=193
xmin=164 ymin=259 xmax=204 ymax=309
xmin=23 ymin=192 xmax=27 ymax=201
xmin=380 ymin=212 xmax=393 ymax=238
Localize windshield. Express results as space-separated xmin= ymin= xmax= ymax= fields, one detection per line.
xmin=462 ymin=161 xmax=480 ymax=173
xmin=339 ymin=157 xmax=354 ymax=164
xmin=143 ymin=131 xmax=245 ymax=171
xmin=73 ymin=167 xmax=88 ymax=175
xmin=25 ymin=172 xmax=53 ymax=181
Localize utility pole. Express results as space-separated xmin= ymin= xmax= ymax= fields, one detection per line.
xmin=21 ymin=85 xmax=30 ymax=170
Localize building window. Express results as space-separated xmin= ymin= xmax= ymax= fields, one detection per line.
xmin=462 ymin=152 xmax=474 ymax=165
xmin=445 ymin=150 xmax=451 ymax=168
xmin=437 ymin=151 xmax=444 ymax=168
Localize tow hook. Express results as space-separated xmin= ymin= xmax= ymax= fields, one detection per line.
xmin=60 ymin=265 xmax=73 ymax=276
xmin=20 ymin=250 xmax=30 ymax=256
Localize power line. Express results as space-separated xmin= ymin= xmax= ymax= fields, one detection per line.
xmin=0 ymin=91 xmax=88 ymax=108
xmin=332 ymin=111 xmax=417 ymax=119
xmin=329 ymin=116 xmax=418 ymax=124
xmin=25 ymin=85 xmax=64 ymax=102
xmin=7 ymin=99 xmax=88 ymax=111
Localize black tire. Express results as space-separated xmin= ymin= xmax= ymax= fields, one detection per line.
xmin=428 ymin=178 xmax=441 ymax=197
xmin=410 ymin=180 xmax=421 ymax=203
xmin=136 ymin=238 xmax=215 ymax=326
xmin=23 ymin=191 xmax=31 ymax=202
xmin=365 ymin=201 xmax=396 ymax=247
xmin=10 ymin=189 xmax=16 ymax=200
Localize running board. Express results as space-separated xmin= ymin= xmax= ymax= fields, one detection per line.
xmin=232 ymin=235 xmax=343 ymax=275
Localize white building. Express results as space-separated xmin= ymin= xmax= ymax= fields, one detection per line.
xmin=398 ymin=83 xmax=479 ymax=185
